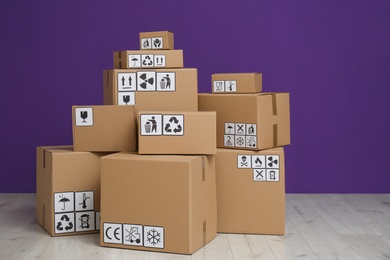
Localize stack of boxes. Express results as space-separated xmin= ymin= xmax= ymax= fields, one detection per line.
xmin=36 ymin=31 xmax=291 ymax=255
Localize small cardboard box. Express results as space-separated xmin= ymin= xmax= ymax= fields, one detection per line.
xmin=36 ymin=146 xmax=107 ymax=236
xmin=103 ymin=68 xmax=198 ymax=113
xmin=139 ymin=31 xmax=174 ymax=50
xmin=113 ymin=50 xmax=183 ymax=69
xmin=216 ymin=147 xmax=285 ymax=235
xmin=198 ymin=92 xmax=290 ymax=150
xmin=72 ymin=105 xmax=137 ymax=152
xmin=212 ymin=73 xmax=262 ymax=93
xmin=100 ymin=153 xmax=217 ymax=254
xmin=138 ymin=111 xmax=217 ymax=155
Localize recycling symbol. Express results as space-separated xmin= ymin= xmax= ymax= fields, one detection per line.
xmin=142 ymin=55 xmax=153 ymax=66
xmin=56 ymin=214 xmax=74 ymax=232
xmin=164 ymin=116 xmax=183 ymax=135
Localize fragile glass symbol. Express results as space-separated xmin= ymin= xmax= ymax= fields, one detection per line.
xmin=80 ymin=111 xmax=88 ymax=123
xmin=125 ymin=227 xmax=141 ymax=244
xmin=123 ymin=95 xmax=130 ymax=105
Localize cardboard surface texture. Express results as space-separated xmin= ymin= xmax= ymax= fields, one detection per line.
xmin=216 ymin=148 xmax=285 ymax=235
xmin=103 ymin=68 xmax=198 ymax=113
xmin=139 ymin=31 xmax=174 ymax=50
xmin=113 ymin=50 xmax=183 ymax=69
xmin=138 ymin=111 xmax=217 ymax=155
xmin=212 ymin=73 xmax=262 ymax=93
xmin=36 ymin=146 xmax=107 ymax=236
xmin=100 ymin=153 xmax=217 ymax=254
xmin=198 ymin=93 xmax=290 ymax=150
xmin=72 ymin=105 xmax=137 ymax=152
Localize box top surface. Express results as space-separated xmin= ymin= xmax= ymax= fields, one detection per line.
xmin=37 ymin=146 xmax=73 ymax=153
xmin=217 ymin=147 xmax=284 ymax=154
xmin=198 ymin=92 xmax=288 ymax=97
xmin=212 ymin=72 xmax=262 ymax=76
xmin=102 ymin=153 xmax=204 ymax=163
xmin=138 ymin=111 xmax=216 ymax=116
xmin=105 ymin=68 xmax=197 ymax=73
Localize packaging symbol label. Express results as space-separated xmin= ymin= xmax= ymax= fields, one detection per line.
xmin=75 ymin=211 xmax=95 ymax=232
xmin=128 ymin=55 xmax=142 ymax=68
xmin=156 ymin=72 xmax=175 ymax=91
xmin=118 ymin=72 xmax=137 ymax=91
xmin=224 ymin=80 xmax=237 ymax=92
xmin=213 ymin=81 xmax=225 ymax=92
xmin=123 ymin=224 xmax=143 ymax=246
xmin=54 ymin=192 xmax=74 ymax=213
xmin=237 ymin=155 xmax=252 ymax=168
xmin=144 ymin=226 xmax=164 ymax=249
xmin=162 ymin=114 xmax=184 ymax=135
xmin=104 ymin=223 xmax=123 ymax=244
xmin=95 ymin=212 xmax=101 ymax=230
xmin=141 ymin=55 xmax=154 ymax=67
xmin=140 ymin=113 xmax=184 ymax=136
xmin=75 ymin=191 xmax=94 ymax=212
xmin=237 ymin=155 xmax=280 ymax=182
xmin=140 ymin=114 xmax=163 ymax=135
xmin=224 ymin=122 xmax=257 ymax=148
xmin=55 ymin=213 xmax=75 ymax=234
xmin=154 ymin=55 xmax=166 ymax=67
xmin=141 ymin=37 xmax=164 ymax=49
xmin=75 ymin=108 xmax=93 ymax=127
xmin=117 ymin=92 xmax=136 ymax=106
xmin=213 ymin=80 xmax=237 ymax=92
xmin=137 ymin=71 xmax=156 ymax=91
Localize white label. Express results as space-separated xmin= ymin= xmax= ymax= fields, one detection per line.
xmin=163 ymin=115 xmax=184 ymax=135
xmin=235 ymin=135 xmax=246 ymax=147
xmin=104 ymin=223 xmax=123 ymax=244
xmin=267 ymin=169 xmax=280 ymax=181
xmin=154 ymin=55 xmax=166 ymax=67
xmin=253 ymin=169 xmax=266 ymax=181
xmin=156 ymin=72 xmax=175 ymax=91
xmin=54 ymin=213 xmax=75 ymax=234
xmin=213 ymin=81 xmax=225 ymax=92
xmin=251 ymin=155 xmax=265 ymax=168
xmin=152 ymin=37 xmax=163 ymax=49
xmin=246 ymin=136 xmax=257 ymax=148
xmin=75 ymin=191 xmax=94 ymax=211
xmin=144 ymin=226 xmax=164 ymax=249
xmin=75 ymin=211 xmax=95 ymax=232
xmin=117 ymin=92 xmax=136 ymax=106
xmin=237 ymin=155 xmax=251 ymax=168
xmin=137 ymin=71 xmax=156 ymax=91
xmin=266 ymin=155 xmax=279 ymax=169
xmin=225 ymin=80 xmax=237 ymax=92
xmin=75 ymin=108 xmax=93 ymax=127
xmin=235 ymin=123 xmax=246 ymax=135
xmin=118 ymin=72 xmax=136 ymax=91
xmin=128 ymin=55 xmax=141 ymax=68
xmin=246 ymin=124 xmax=256 ymax=135
xmin=224 ymin=135 xmax=234 ymax=146
xmin=123 ymin=224 xmax=143 ymax=246
xmin=95 ymin=212 xmax=101 ymax=230
xmin=141 ymin=38 xmax=152 ymax=49
xmin=54 ymin=192 xmax=74 ymax=213
xmin=225 ymin=123 xmax=235 ymax=134
xmin=141 ymin=55 xmax=154 ymax=67
xmin=140 ymin=114 xmax=162 ymax=135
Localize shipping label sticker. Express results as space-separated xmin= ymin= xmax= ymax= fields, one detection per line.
xmin=117 ymin=72 xmax=136 ymax=91
xmin=140 ymin=114 xmax=162 ymax=136
xmin=235 ymin=135 xmax=246 ymax=147
xmin=266 ymin=155 xmax=279 ymax=169
xmin=123 ymin=224 xmax=143 ymax=246
xmin=251 ymin=155 xmax=265 ymax=168
xmin=152 ymin=37 xmax=163 ymax=49
xmin=54 ymin=213 xmax=75 ymax=234
xmin=253 ymin=169 xmax=266 ymax=181
xmin=225 ymin=122 xmax=235 ymax=134
xmin=74 ymin=191 xmax=94 ymax=212
xmin=235 ymin=123 xmax=246 ymax=135
xmin=237 ymin=155 xmax=252 ymax=169
xmin=224 ymin=135 xmax=234 ymax=146
xmin=213 ymin=81 xmax=225 ymax=92
xmin=266 ymin=169 xmax=280 ymax=182
xmin=225 ymin=80 xmax=237 ymax=92
xmin=141 ymin=55 xmax=154 ymax=67
xmin=144 ymin=226 xmax=164 ymax=249
xmin=117 ymin=92 xmax=136 ymax=106
xmin=128 ymin=55 xmax=141 ymax=68
xmin=246 ymin=136 xmax=257 ymax=148
xmin=54 ymin=192 xmax=74 ymax=213
xmin=75 ymin=211 xmax=95 ymax=232
xmin=95 ymin=212 xmax=101 ymax=230
xmin=154 ymin=55 xmax=166 ymax=67
xmin=156 ymin=72 xmax=175 ymax=91
xmin=103 ymin=223 xmax=123 ymax=244
xmin=137 ymin=71 xmax=156 ymax=91
xmin=246 ymin=124 xmax=256 ymax=136
xmin=141 ymin=38 xmax=152 ymax=49
xmin=163 ymin=114 xmax=184 ymax=136
xmin=75 ymin=107 xmax=93 ymax=127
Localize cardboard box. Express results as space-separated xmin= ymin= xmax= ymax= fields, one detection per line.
xmin=100 ymin=153 xmax=217 ymax=254
xmin=72 ymin=105 xmax=137 ymax=152
xmin=103 ymin=68 xmax=198 ymax=113
xmin=212 ymin=73 xmax=262 ymax=93
xmin=198 ymin=92 xmax=290 ymax=150
xmin=36 ymin=146 xmax=108 ymax=236
xmin=138 ymin=111 xmax=217 ymax=155
xmin=216 ymin=147 xmax=285 ymax=235
xmin=139 ymin=31 xmax=174 ymax=50
xmin=113 ymin=50 xmax=183 ymax=69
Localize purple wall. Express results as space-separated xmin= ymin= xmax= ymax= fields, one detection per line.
xmin=1 ymin=1 xmax=389 ymax=193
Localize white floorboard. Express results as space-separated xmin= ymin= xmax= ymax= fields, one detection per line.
xmin=1 ymin=194 xmax=390 ymax=260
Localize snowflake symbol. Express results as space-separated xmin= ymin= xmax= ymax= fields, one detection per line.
xmin=146 ymin=228 xmax=161 ymax=245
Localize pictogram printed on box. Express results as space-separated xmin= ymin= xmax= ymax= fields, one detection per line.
xmin=144 ymin=226 xmax=164 ymax=249
xmin=213 ymin=81 xmax=225 ymax=92
xmin=266 ymin=169 xmax=280 ymax=182
xmin=137 ymin=71 xmax=156 ymax=91
xmin=253 ymin=169 xmax=266 ymax=181
xmin=266 ymin=155 xmax=279 ymax=169
xmin=224 ymin=135 xmax=234 ymax=146
xmin=117 ymin=92 xmax=136 ymax=106
xmin=123 ymin=224 xmax=143 ymax=246
xmin=156 ymin=72 xmax=175 ymax=91
xmin=141 ymin=38 xmax=152 ymax=49
xmin=251 ymin=155 xmax=265 ymax=168
xmin=141 ymin=55 xmax=154 ymax=67
xmin=75 ymin=211 xmax=95 ymax=232
xmin=246 ymin=124 xmax=256 ymax=136
xmin=235 ymin=123 xmax=246 ymax=135
xmin=237 ymin=155 xmax=252 ymax=169
xmin=152 ymin=37 xmax=163 ymax=49
xmin=118 ymin=72 xmax=137 ymax=91
xmin=128 ymin=55 xmax=142 ymax=67
xmin=225 ymin=123 xmax=235 ymax=134
xmin=95 ymin=212 xmax=101 ymax=230
xmin=75 ymin=108 xmax=93 ymax=127
xmin=225 ymin=80 xmax=237 ymax=92
xmin=154 ymin=54 xmax=166 ymax=67
xmin=75 ymin=191 xmax=94 ymax=212
xmin=235 ymin=135 xmax=246 ymax=148
xmin=163 ymin=114 xmax=184 ymax=136
xmin=246 ymin=136 xmax=257 ymax=148
xmin=55 ymin=213 xmax=75 ymax=234
xmin=54 ymin=192 xmax=74 ymax=213
xmin=140 ymin=114 xmax=163 ymax=136
xmin=104 ymin=223 xmax=123 ymax=244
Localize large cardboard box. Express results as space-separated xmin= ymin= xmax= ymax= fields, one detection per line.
xmin=138 ymin=111 xmax=217 ymax=155
xmin=139 ymin=31 xmax=174 ymax=50
xmin=198 ymin=93 xmax=290 ymax=150
xmin=103 ymin=68 xmax=198 ymax=113
xmin=113 ymin=50 xmax=183 ymax=69
xmin=36 ymin=146 xmax=107 ymax=236
xmin=100 ymin=153 xmax=217 ymax=254
xmin=72 ymin=105 xmax=137 ymax=152
xmin=216 ymin=147 xmax=285 ymax=235
xmin=212 ymin=73 xmax=262 ymax=93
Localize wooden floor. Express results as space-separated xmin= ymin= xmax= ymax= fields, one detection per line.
xmin=1 ymin=194 xmax=390 ymax=260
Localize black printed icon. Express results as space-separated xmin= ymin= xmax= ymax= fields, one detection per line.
xmin=267 ymin=156 xmax=278 ymax=168
xmin=80 ymin=111 xmax=88 ymax=123
xmin=145 ymin=116 xmax=158 ymax=133
xmin=236 ymin=124 xmax=245 ymax=134
xmin=143 ymin=40 xmax=150 ymax=49
xmin=255 ymin=157 xmax=262 ymax=166
xmin=121 ymin=76 xmax=133 ymax=87
xmin=146 ymin=228 xmax=161 ymax=246
xmin=156 ymin=56 xmax=164 ymax=65
xmin=131 ymin=57 xmax=139 ymax=66
xmin=58 ymin=194 xmax=71 ymax=211
xmin=269 ymin=170 xmax=276 ymax=180
xmin=139 ymin=73 xmax=154 ymax=89
xmin=236 ymin=136 xmax=245 ymax=146
xmin=163 ymin=115 xmax=184 ymax=135
xmin=153 ymin=38 xmax=161 ymax=48
xmin=142 ymin=55 xmax=153 ymax=66
xmin=227 ymin=125 xmax=233 ymax=134
xmin=240 ymin=156 xmax=249 ymax=167
xmin=159 ymin=74 xmax=171 ymax=89
xmin=106 ymin=226 xmax=121 ymax=241
xmin=78 ymin=193 xmax=90 ymax=209
xmin=123 ymin=95 xmax=130 ymax=105
xmin=248 ymin=125 xmax=255 ymax=135
xmin=165 ymin=117 xmax=182 ymax=133
xmin=246 ymin=136 xmax=256 ymax=148
xmin=225 ymin=135 xmax=233 ymax=146
xmin=227 ymin=81 xmax=234 ymax=91
xmin=125 ymin=227 xmax=141 ymax=244
xmin=256 ymin=169 xmax=264 ymax=178
xmin=215 ymin=81 xmax=224 ymax=91
xmin=79 ymin=214 xmax=91 ymax=229
xmin=56 ymin=214 xmax=73 ymax=232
